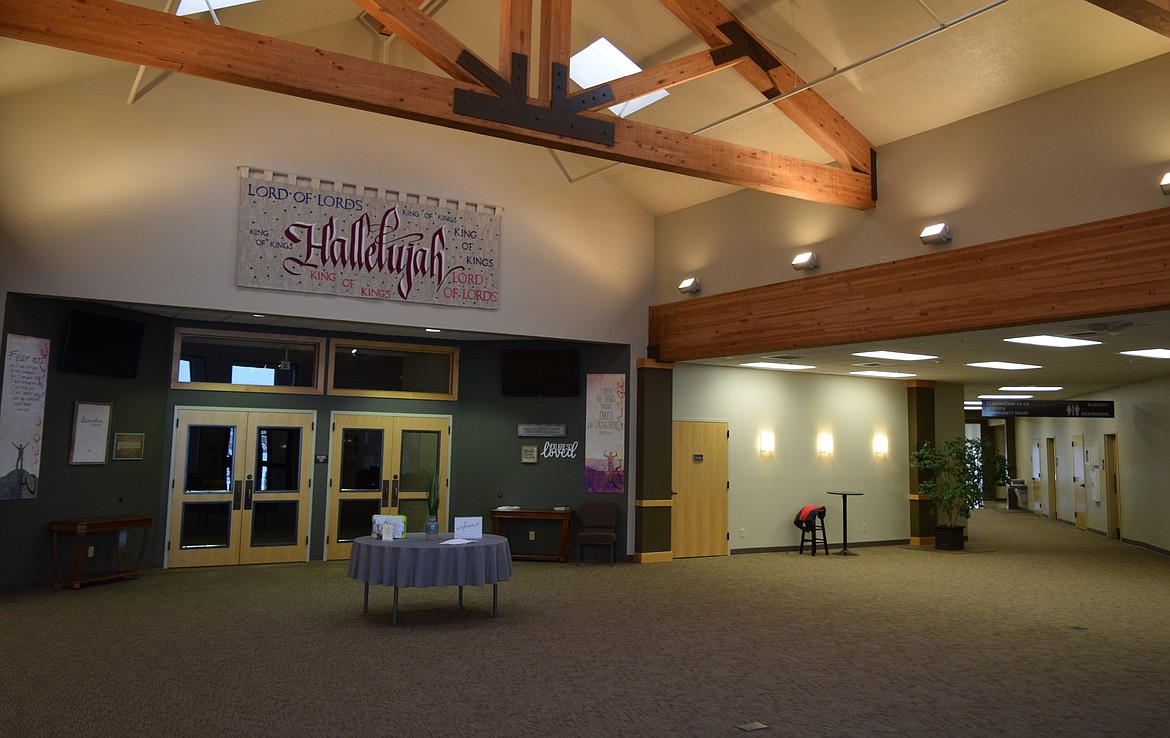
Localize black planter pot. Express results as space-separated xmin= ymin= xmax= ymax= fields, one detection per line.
xmin=935 ymin=525 xmax=965 ymax=550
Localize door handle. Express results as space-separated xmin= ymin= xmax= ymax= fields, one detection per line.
xmin=391 ymin=476 xmax=400 ymax=507
xmin=381 ymin=479 xmax=390 ymax=507
xmin=233 ymin=480 xmax=242 ymax=510
xmin=244 ymin=475 xmax=254 ymax=510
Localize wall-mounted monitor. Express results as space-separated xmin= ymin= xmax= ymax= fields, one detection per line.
xmin=500 ymin=348 xmax=580 ymax=397
xmin=59 ymin=310 xmax=146 ymax=379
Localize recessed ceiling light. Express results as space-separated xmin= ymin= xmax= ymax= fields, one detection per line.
xmin=999 ymin=386 xmax=1062 ymax=392
xmin=964 ymin=401 xmax=983 ymax=407
xmin=853 ymin=350 xmax=939 ymax=361
xmin=967 ymin=361 xmax=1042 ymax=370
xmin=1120 ymin=348 xmax=1170 ymax=359
xmin=1004 ymin=335 xmax=1101 ymax=348
xmin=979 ymin=394 xmax=1034 ymax=399
xmin=425 ymin=328 xmax=441 ymax=333
xmin=252 ymin=313 xmax=265 ymax=318
xmin=849 ymin=370 xmax=917 ymax=378
xmin=740 ymin=362 xmax=816 ymax=371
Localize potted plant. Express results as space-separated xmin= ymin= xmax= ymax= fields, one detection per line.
xmin=425 ymin=472 xmax=441 ymax=537
xmin=911 ymin=436 xmax=1010 ymax=550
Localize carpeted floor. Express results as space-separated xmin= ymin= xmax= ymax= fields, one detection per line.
xmin=4 ymin=507 xmax=1169 ymax=736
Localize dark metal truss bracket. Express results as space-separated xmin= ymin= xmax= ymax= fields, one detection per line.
xmin=454 ymin=51 xmax=616 ymax=146
xmin=711 ymin=20 xmax=783 ymax=97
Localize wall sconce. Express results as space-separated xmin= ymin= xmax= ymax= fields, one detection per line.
xmin=791 ymin=251 xmax=818 ymax=271
xmin=873 ymin=434 xmax=889 ymax=456
xmin=759 ymin=431 xmax=775 ymax=455
xmin=817 ymin=432 xmax=834 ymax=455
xmin=678 ymin=277 xmax=701 ymax=294
xmin=919 ymin=223 xmax=952 ymax=245
xmin=1161 ymin=172 xmax=1170 ymax=195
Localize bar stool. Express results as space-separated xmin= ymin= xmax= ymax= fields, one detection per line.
xmin=793 ymin=505 xmax=828 ymax=556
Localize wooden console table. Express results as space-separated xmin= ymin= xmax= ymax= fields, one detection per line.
xmin=489 ymin=508 xmax=573 ymax=562
xmin=51 ymin=516 xmax=152 ymax=589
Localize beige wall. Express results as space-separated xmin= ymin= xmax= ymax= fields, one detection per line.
xmin=654 ymin=52 xmax=1170 ymax=305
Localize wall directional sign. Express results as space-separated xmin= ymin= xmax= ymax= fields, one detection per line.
xmin=982 ymin=400 xmax=1114 ymax=418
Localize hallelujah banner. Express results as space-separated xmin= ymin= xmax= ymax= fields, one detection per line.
xmin=585 ymin=373 xmax=626 ymax=494
xmin=236 ymin=169 xmax=502 ymax=309
xmin=1 ymin=334 xmax=49 ymax=500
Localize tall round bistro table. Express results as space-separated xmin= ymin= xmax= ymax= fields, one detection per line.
xmin=348 ymin=533 xmax=513 ymax=624
xmin=827 ymin=491 xmax=863 ymax=556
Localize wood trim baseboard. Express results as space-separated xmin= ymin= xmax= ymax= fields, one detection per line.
xmin=909 ymin=536 xmax=936 ymax=546
xmin=635 ymin=498 xmax=673 ymax=507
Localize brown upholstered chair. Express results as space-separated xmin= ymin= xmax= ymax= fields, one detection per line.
xmin=576 ymin=501 xmax=618 ymax=566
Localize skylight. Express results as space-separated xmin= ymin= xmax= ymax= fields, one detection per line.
xmin=177 ymin=0 xmax=260 ymax=16
xmin=569 ymin=38 xmax=668 ymax=118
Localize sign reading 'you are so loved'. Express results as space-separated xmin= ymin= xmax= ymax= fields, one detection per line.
xmin=235 ymin=168 xmax=502 ymax=309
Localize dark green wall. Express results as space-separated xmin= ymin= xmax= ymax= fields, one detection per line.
xmin=1 ymin=295 xmax=630 ymax=591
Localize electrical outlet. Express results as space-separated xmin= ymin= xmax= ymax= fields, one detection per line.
xmin=862 ymin=523 xmax=868 ymax=532
xmin=528 ymin=530 xmax=535 ymax=541
xmin=87 ymin=545 xmax=95 ymax=557
xmin=739 ymin=528 xmax=746 ymax=538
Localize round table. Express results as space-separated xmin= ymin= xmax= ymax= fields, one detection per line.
xmin=348 ymin=533 xmax=513 ymax=624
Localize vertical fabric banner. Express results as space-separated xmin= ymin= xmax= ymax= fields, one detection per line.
xmin=1 ymin=334 xmax=49 ymax=500
xmin=585 ymin=373 xmax=626 ymax=494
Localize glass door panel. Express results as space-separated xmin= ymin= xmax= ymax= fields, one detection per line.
xmin=237 ymin=413 xmax=314 ymax=565
xmin=168 ymin=412 xmax=243 ymax=568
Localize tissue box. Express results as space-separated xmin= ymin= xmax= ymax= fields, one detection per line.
xmin=373 ymin=514 xmax=407 ymax=539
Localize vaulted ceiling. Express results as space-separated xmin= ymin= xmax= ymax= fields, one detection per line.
xmin=3 ymin=0 xmax=1170 ymax=215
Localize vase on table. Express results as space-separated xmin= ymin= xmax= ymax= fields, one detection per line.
xmin=426 ymin=515 xmax=439 ymax=538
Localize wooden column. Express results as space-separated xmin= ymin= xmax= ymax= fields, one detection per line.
xmin=907 ymin=381 xmax=937 ymax=546
xmin=634 ymin=359 xmax=674 ymax=562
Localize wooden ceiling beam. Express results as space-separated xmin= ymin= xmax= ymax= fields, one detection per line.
xmin=352 ymin=0 xmax=483 ymax=84
xmin=1 ymin=0 xmax=875 ymax=209
xmin=579 ymin=47 xmax=742 ymax=110
xmin=500 ymin=0 xmax=534 ymax=74
xmin=539 ymin=0 xmax=572 ymax=103
xmin=1085 ymin=0 xmax=1170 ymax=37
xmin=658 ymin=0 xmax=874 ymax=174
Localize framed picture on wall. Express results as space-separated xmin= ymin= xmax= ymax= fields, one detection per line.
xmin=520 ymin=445 xmax=538 ymax=464
xmin=68 ymin=401 xmax=112 ymax=465
xmin=112 ymin=432 xmax=145 ymax=461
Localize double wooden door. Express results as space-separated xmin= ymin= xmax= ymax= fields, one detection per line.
xmin=167 ymin=409 xmax=315 ymax=568
xmin=325 ymin=414 xmax=450 ymax=560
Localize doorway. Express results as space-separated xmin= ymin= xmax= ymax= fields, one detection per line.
xmin=1104 ymin=433 xmax=1121 ymax=539
xmin=671 ymin=421 xmax=728 ymax=558
xmin=325 ymin=414 xmax=450 ymax=560
xmin=167 ymin=409 xmax=315 ymax=568
xmin=1045 ymin=438 xmax=1058 ymax=521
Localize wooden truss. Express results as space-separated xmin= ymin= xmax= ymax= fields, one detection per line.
xmin=2 ymin=0 xmax=877 ymax=208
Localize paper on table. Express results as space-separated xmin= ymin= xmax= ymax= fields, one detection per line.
xmin=440 ymin=538 xmax=472 ymax=545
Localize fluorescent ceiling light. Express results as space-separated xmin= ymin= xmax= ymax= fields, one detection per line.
xmin=849 ymin=370 xmax=916 ymax=378
xmin=979 ymin=394 xmax=1034 ymax=399
xmin=1004 ymin=335 xmax=1101 ymax=348
xmin=853 ymin=350 xmax=938 ymax=361
xmin=425 ymin=328 xmax=441 ymax=333
xmin=1121 ymin=348 xmax=1170 ymax=359
xmin=177 ymin=0 xmax=260 ymax=15
xmin=741 ymin=362 xmax=816 ymax=371
xmin=570 ymin=37 xmax=668 ymax=118
xmin=966 ymin=361 xmax=1041 ymax=370
xmin=964 ymin=401 xmax=983 ymax=407
xmin=999 ymin=386 xmax=1062 ymax=392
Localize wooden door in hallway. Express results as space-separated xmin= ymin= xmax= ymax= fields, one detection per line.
xmin=167 ymin=409 xmax=314 ymax=568
xmin=325 ymin=414 xmax=450 ymax=560
xmin=1072 ymin=434 xmax=1087 ymax=530
xmin=1104 ymin=434 xmax=1121 ymax=539
xmin=1046 ymin=438 xmax=1058 ymax=521
xmin=671 ymin=421 xmax=728 ymax=558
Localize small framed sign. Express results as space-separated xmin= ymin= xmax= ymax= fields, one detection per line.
xmin=112 ymin=433 xmax=145 ymax=461
xmin=69 ymin=401 xmax=112 ymax=465
xmin=520 ymin=445 xmax=538 ymax=464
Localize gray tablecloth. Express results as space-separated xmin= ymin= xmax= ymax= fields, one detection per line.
xmin=348 ymin=533 xmax=513 ymax=588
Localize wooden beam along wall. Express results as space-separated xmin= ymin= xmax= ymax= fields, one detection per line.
xmin=649 ymin=207 xmax=1170 ymax=362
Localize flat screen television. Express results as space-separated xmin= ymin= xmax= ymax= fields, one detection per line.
xmin=500 ymin=348 xmax=580 ymax=397
xmin=59 ymin=310 xmax=146 ymax=379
